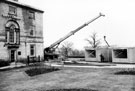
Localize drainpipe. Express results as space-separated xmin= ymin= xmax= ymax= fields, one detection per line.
xmin=25 ymin=32 xmax=28 ymax=61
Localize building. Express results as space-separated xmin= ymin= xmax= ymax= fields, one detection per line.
xmin=0 ymin=0 xmax=44 ymax=62
xmin=85 ymin=47 xmax=135 ymax=63
xmin=112 ymin=47 xmax=135 ymax=63
xmin=85 ymin=47 xmax=112 ymax=62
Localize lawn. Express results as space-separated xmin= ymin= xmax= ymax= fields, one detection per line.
xmin=0 ymin=65 xmax=135 ymax=91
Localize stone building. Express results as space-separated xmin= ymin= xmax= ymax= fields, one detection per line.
xmin=0 ymin=0 xmax=44 ymax=62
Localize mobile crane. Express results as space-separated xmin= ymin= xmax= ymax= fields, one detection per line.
xmin=44 ymin=13 xmax=105 ymax=60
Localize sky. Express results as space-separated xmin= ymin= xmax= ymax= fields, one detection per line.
xmin=20 ymin=0 xmax=135 ymax=50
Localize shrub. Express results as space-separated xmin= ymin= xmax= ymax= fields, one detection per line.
xmin=19 ymin=58 xmax=27 ymax=64
xmin=115 ymin=68 xmax=135 ymax=75
xmin=28 ymin=62 xmax=45 ymax=67
xmin=25 ymin=66 xmax=60 ymax=76
xmin=72 ymin=60 xmax=78 ymax=64
xmin=0 ymin=60 xmax=10 ymax=67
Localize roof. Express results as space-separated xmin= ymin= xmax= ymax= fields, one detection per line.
xmin=85 ymin=46 xmax=135 ymax=50
xmin=1 ymin=0 xmax=44 ymax=13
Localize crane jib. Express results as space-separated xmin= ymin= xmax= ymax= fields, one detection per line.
xmin=45 ymin=13 xmax=105 ymax=52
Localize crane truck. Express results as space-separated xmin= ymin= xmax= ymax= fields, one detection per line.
xmin=44 ymin=13 xmax=105 ymax=60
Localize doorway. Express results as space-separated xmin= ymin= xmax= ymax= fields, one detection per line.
xmin=10 ymin=50 xmax=15 ymax=62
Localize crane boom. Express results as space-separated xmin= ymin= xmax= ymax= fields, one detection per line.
xmin=104 ymin=36 xmax=110 ymax=47
xmin=49 ymin=13 xmax=105 ymax=49
xmin=45 ymin=13 xmax=105 ymax=53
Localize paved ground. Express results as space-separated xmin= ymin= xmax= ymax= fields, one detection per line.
xmin=1 ymin=61 xmax=135 ymax=71
xmin=0 ymin=62 xmax=26 ymax=70
xmin=46 ymin=61 xmax=135 ymax=68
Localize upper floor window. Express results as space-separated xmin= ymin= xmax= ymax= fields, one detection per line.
xmin=30 ymin=30 xmax=34 ymax=36
xmin=9 ymin=6 xmax=17 ymax=16
xmin=6 ymin=25 xmax=20 ymax=44
xmin=29 ymin=11 xmax=35 ymax=19
xmin=5 ymin=21 xmax=20 ymax=45
xmin=29 ymin=26 xmax=35 ymax=36
xmin=9 ymin=25 xmax=15 ymax=43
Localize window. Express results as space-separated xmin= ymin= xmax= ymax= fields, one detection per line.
xmin=16 ymin=31 xmax=20 ymax=44
xmin=9 ymin=6 xmax=17 ymax=15
xmin=30 ymin=45 xmax=35 ymax=56
xmin=30 ymin=26 xmax=35 ymax=36
xmin=18 ymin=51 xmax=21 ymax=55
xmin=9 ymin=25 xmax=15 ymax=43
xmin=29 ymin=11 xmax=35 ymax=19
xmin=30 ymin=30 xmax=34 ymax=36
xmin=6 ymin=24 xmax=20 ymax=44
xmin=113 ymin=49 xmax=127 ymax=58
xmin=29 ymin=25 xmax=35 ymax=36
xmin=87 ymin=50 xmax=96 ymax=58
xmin=6 ymin=21 xmax=20 ymax=45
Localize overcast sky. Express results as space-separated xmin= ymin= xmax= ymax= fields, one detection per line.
xmin=20 ymin=0 xmax=135 ymax=50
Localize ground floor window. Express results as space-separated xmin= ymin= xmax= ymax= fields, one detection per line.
xmin=86 ymin=50 xmax=96 ymax=58
xmin=30 ymin=45 xmax=35 ymax=56
xmin=113 ymin=49 xmax=127 ymax=58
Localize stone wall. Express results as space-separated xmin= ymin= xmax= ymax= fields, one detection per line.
xmin=0 ymin=1 xmax=44 ymax=62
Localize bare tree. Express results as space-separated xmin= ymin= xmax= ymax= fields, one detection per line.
xmin=85 ymin=32 xmax=101 ymax=48
xmin=71 ymin=49 xmax=85 ymax=56
xmin=59 ymin=41 xmax=73 ymax=59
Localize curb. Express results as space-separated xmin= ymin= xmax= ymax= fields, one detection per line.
xmin=0 ymin=64 xmax=26 ymax=71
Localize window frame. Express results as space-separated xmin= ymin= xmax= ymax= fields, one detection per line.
xmin=8 ymin=6 xmax=17 ymax=16
xmin=113 ymin=49 xmax=128 ymax=59
xmin=6 ymin=25 xmax=20 ymax=45
xmin=29 ymin=11 xmax=35 ymax=19
xmin=87 ymin=50 xmax=96 ymax=58
xmin=9 ymin=25 xmax=15 ymax=43
xmin=30 ymin=30 xmax=34 ymax=36
xmin=30 ymin=45 xmax=35 ymax=56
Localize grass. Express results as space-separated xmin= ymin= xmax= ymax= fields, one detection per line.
xmin=25 ymin=66 xmax=60 ymax=76
xmin=1 ymin=64 xmax=135 ymax=91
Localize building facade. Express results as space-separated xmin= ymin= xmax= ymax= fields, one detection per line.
xmin=0 ymin=0 xmax=44 ymax=62
xmin=85 ymin=47 xmax=112 ymax=62
xmin=85 ymin=47 xmax=135 ymax=63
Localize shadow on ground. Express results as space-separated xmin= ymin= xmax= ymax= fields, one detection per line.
xmin=46 ymin=88 xmax=98 ymax=91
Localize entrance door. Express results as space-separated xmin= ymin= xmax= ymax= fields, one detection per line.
xmin=11 ymin=50 xmax=15 ymax=62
